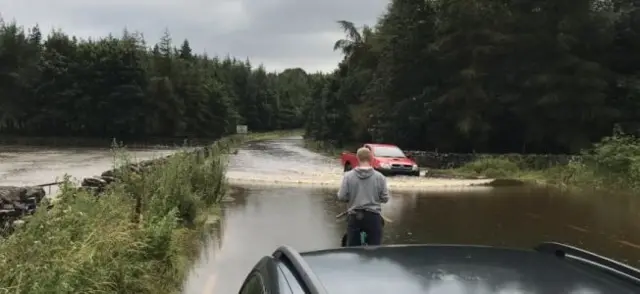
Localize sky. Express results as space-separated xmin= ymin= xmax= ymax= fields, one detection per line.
xmin=1 ymin=0 xmax=390 ymax=73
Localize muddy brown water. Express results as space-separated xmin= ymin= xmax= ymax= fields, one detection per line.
xmin=183 ymin=138 xmax=640 ymax=294
xmin=0 ymin=145 xmax=178 ymax=196
xmin=3 ymin=139 xmax=640 ymax=293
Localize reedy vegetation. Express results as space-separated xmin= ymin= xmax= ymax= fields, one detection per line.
xmin=0 ymin=133 xmax=300 ymax=294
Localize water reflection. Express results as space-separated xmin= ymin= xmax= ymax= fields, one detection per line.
xmin=182 ymin=186 xmax=343 ymax=294
xmin=183 ymin=185 xmax=640 ymax=293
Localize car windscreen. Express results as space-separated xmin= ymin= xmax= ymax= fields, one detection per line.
xmin=373 ymin=146 xmax=406 ymax=158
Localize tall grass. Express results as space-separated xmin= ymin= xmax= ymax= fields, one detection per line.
xmin=451 ymin=131 xmax=640 ymax=192
xmin=0 ymin=131 xmax=296 ymax=294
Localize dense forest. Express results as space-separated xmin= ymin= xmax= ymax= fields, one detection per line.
xmin=3 ymin=0 xmax=640 ymax=154
xmin=305 ymin=0 xmax=640 ymax=154
xmin=0 ymin=20 xmax=318 ymax=139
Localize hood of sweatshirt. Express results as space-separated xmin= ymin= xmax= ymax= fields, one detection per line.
xmin=353 ymin=166 xmax=374 ymax=179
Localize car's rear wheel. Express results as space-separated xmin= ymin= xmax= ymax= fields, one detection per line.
xmin=344 ymin=162 xmax=352 ymax=172
xmin=411 ymin=171 xmax=420 ymax=177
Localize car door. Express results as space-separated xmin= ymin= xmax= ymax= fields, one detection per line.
xmin=239 ymin=271 xmax=267 ymax=294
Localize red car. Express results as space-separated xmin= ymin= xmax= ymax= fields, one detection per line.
xmin=340 ymin=143 xmax=420 ymax=176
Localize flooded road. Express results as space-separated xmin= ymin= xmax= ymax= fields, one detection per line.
xmin=0 ymin=145 xmax=177 ymax=195
xmin=184 ymin=138 xmax=640 ymax=293
xmin=3 ymin=138 xmax=640 ymax=293
xmin=225 ymin=138 xmax=494 ymax=189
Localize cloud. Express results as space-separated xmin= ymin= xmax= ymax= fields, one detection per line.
xmin=0 ymin=0 xmax=390 ymax=72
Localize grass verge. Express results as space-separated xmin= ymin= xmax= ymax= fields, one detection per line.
xmin=304 ymin=131 xmax=640 ymax=192
xmin=434 ymin=132 xmax=640 ymax=192
xmin=0 ymin=130 xmax=300 ymax=294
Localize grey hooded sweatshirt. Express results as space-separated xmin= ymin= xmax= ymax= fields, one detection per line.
xmin=337 ymin=167 xmax=390 ymax=213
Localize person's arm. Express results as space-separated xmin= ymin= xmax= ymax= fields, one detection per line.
xmin=337 ymin=175 xmax=350 ymax=202
xmin=379 ymin=176 xmax=390 ymax=203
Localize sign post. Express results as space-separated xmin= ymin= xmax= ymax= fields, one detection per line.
xmin=236 ymin=125 xmax=248 ymax=135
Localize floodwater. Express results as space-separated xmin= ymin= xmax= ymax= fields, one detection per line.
xmin=0 ymin=145 xmax=177 ymax=195
xmin=183 ymin=138 xmax=640 ymax=293
xmin=2 ymin=138 xmax=640 ymax=294
xmin=225 ymin=138 xmax=494 ymax=189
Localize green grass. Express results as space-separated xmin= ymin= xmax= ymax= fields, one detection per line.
xmin=441 ymin=134 xmax=640 ymax=193
xmin=0 ymin=130 xmax=298 ymax=294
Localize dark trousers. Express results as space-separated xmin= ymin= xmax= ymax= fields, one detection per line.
xmin=344 ymin=210 xmax=383 ymax=246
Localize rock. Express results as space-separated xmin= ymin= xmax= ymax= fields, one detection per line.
xmin=0 ymin=186 xmax=47 ymax=233
xmin=141 ymin=160 xmax=155 ymax=167
xmin=0 ymin=187 xmax=22 ymax=204
xmin=82 ymin=177 xmax=107 ymax=188
xmin=0 ymin=152 xmax=184 ymax=237
xmin=0 ymin=209 xmax=17 ymax=218
xmin=128 ymin=164 xmax=142 ymax=173
xmin=101 ymin=176 xmax=116 ymax=184
xmin=0 ymin=186 xmax=45 ymax=204
xmin=13 ymin=202 xmax=26 ymax=211
xmin=101 ymin=169 xmax=115 ymax=177
xmin=25 ymin=187 xmax=45 ymax=202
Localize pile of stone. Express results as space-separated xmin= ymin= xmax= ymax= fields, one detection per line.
xmin=79 ymin=157 xmax=172 ymax=193
xmin=0 ymin=147 xmax=210 ymax=236
xmin=0 ymin=186 xmax=46 ymax=234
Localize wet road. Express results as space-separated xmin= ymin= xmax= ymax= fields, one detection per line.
xmin=0 ymin=145 xmax=177 ymax=195
xmin=225 ymin=138 xmax=493 ymax=189
xmin=184 ymin=138 xmax=640 ymax=293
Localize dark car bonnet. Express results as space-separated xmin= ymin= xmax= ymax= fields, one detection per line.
xmin=299 ymin=245 xmax=639 ymax=294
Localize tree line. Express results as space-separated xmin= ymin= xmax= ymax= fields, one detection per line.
xmin=305 ymin=0 xmax=640 ymax=154
xmin=4 ymin=0 xmax=640 ymax=154
xmin=0 ymin=20 xmax=319 ymax=139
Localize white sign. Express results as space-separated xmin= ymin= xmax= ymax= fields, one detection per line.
xmin=236 ymin=125 xmax=248 ymax=134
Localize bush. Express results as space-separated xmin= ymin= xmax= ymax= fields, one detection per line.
xmin=557 ymin=131 xmax=640 ymax=191
xmin=452 ymin=130 xmax=640 ymax=192
xmin=0 ymin=142 xmax=229 ymax=293
xmin=456 ymin=157 xmax=521 ymax=178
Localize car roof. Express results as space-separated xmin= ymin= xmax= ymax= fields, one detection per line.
xmin=273 ymin=243 xmax=640 ymax=294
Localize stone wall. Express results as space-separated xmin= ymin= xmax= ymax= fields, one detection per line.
xmin=0 ymin=138 xmax=240 ymax=236
xmin=0 ymin=151 xmax=190 ymax=236
xmin=404 ymin=151 xmax=577 ymax=170
xmin=0 ymin=186 xmax=46 ymax=234
xmin=79 ymin=157 xmax=170 ymax=194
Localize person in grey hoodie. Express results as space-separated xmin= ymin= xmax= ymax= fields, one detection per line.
xmin=337 ymin=147 xmax=390 ymax=246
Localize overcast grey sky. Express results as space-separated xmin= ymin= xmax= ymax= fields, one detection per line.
xmin=1 ymin=0 xmax=389 ymax=72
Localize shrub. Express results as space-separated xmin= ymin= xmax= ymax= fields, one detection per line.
xmin=456 ymin=157 xmax=521 ymax=178
xmin=557 ymin=131 xmax=640 ymax=191
xmin=0 ymin=142 xmax=229 ymax=293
